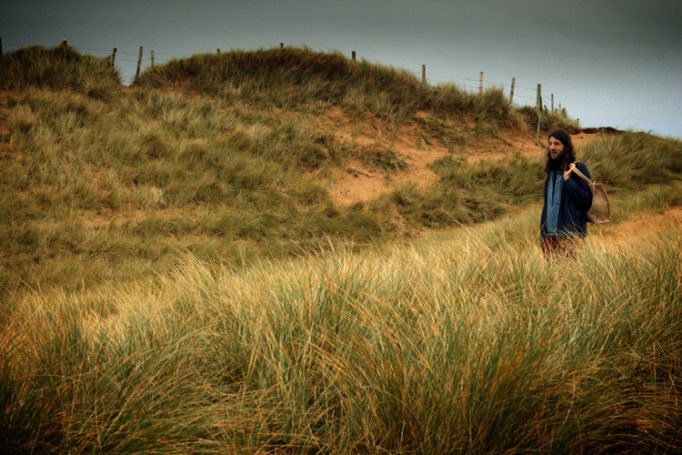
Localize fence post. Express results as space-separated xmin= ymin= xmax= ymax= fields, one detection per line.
xmin=551 ymin=94 xmax=554 ymax=112
xmin=280 ymin=42 xmax=284 ymax=48
xmin=111 ymin=47 xmax=117 ymax=68
xmin=135 ymin=46 xmax=143 ymax=81
xmin=422 ymin=64 xmax=426 ymax=84
xmin=351 ymin=50 xmax=356 ymax=74
xmin=536 ymin=83 xmax=542 ymax=111
xmin=58 ymin=40 xmax=68 ymax=59
xmin=537 ymin=111 xmax=542 ymax=141
xmin=479 ymin=71 xmax=483 ymax=95
xmin=151 ymin=49 xmax=154 ymax=68
xmin=217 ymin=48 xmax=221 ymax=55
xmin=509 ymin=77 xmax=515 ymax=103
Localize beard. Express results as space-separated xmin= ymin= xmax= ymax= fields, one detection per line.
xmin=548 ymin=150 xmax=567 ymax=170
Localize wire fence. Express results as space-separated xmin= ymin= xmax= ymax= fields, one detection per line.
xmin=410 ymin=71 xmax=546 ymax=102
xmin=1 ymin=39 xmax=568 ymax=112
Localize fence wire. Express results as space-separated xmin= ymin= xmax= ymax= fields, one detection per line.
xmin=2 ymin=40 xmax=567 ymax=110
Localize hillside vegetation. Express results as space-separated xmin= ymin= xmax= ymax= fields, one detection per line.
xmin=0 ymin=43 xmax=120 ymax=98
xmin=2 ymin=197 xmax=680 ymax=453
xmin=0 ymin=44 xmax=608 ymax=296
xmin=136 ymin=47 xmax=517 ymax=125
xmin=0 ymin=44 xmax=681 ymax=452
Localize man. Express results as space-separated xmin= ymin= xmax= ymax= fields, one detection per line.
xmin=540 ymin=129 xmax=593 ymax=256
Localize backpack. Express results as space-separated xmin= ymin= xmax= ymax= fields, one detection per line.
xmin=569 ymin=162 xmax=611 ymax=224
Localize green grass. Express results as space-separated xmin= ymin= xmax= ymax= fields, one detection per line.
xmin=518 ymin=105 xmax=581 ymax=133
xmin=0 ymin=88 xmax=387 ymax=297
xmin=2 ymin=86 xmax=680 ymax=299
xmin=2 ymin=201 xmax=680 ymax=453
xmin=1 ymin=44 xmax=681 ymax=453
xmin=136 ymin=47 xmax=522 ymax=129
xmin=0 ymin=44 xmax=121 ymax=100
xmin=580 ymin=131 xmax=682 ymax=189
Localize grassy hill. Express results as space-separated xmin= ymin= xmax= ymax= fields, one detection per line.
xmin=0 ymin=44 xmax=594 ymax=295
xmin=3 ymin=44 xmax=676 ymax=298
xmin=1 ymin=44 xmax=681 ymax=453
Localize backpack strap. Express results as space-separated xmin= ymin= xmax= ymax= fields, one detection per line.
xmin=569 ymin=161 xmax=593 ymax=185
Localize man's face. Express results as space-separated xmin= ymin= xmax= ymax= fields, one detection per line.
xmin=548 ymin=137 xmax=565 ymax=161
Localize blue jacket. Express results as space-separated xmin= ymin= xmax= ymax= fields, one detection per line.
xmin=540 ymin=161 xmax=593 ymax=238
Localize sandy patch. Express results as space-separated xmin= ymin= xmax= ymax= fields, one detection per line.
xmin=324 ymin=108 xmax=450 ymax=205
xmin=571 ymin=132 xmax=600 ymax=146
xmin=460 ymin=129 xmax=543 ymax=164
xmin=321 ymin=107 xmax=548 ymax=205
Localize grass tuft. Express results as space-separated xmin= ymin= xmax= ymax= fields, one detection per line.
xmin=1 ymin=44 xmax=121 ymax=99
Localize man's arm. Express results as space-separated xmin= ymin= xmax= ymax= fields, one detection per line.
xmin=564 ymin=162 xmax=593 ymax=211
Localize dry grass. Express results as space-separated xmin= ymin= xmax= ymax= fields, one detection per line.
xmin=135 ymin=47 xmax=522 ymax=130
xmin=1 ymin=204 xmax=680 ymax=453
xmin=1 ymin=44 xmax=681 ymax=452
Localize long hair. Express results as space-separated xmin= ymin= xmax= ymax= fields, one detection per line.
xmin=545 ymin=129 xmax=575 ymax=172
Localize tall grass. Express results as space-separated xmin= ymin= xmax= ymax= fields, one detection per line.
xmin=2 ymin=205 xmax=680 ymax=453
xmin=580 ymin=131 xmax=682 ymax=189
xmin=0 ymin=88 xmax=382 ymax=297
xmin=2 ymin=85 xmax=680 ymax=298
xmin=1 ymin=44 xmax=680 ymax=452
xmin=136 ymin=47 xmax=521 ymax=128
xmin=0 ymin=44 xmax=121 ymax=99
xmin=518 ymin=105 xmax=581 ymax=133
xmin=1 ymin=45 xmax=679 ymax=299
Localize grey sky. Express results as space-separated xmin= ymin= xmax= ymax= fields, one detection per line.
xmin=3 ymin=0 xmax=681 ymax=138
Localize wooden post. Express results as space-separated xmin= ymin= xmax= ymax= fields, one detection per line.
xmin=479 ymin=71 xmax=484 ymax=95
xmin=352 ymin=50 xmax=356 ymax=63
xmin=551 ymin=94 xmax=554 ymax=112
xmin=217 ymin=48 xmax=221 ymax=55
xmin=536 ymin=111 xmax=542 ymax=141
xmin=280 ymin=42 xmax=284 ymax=48
xmin=422 ymin=64 xmax=426 ymax=84
xmin=135 ymin=46 xmax=143 ymax=81
xmin=150 ymin=49 xmax=154 ymax=68
xmin=111 ymin=47 xmax=117 ymax=68
xmin=59 ymin=40 xmax=68 ymax=58
xmin=509 ymin=77 xmax=515 ymax=103
xmin=536 ymin=83 xmax=542 ymax=111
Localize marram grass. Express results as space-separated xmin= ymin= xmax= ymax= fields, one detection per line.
xmin=1 ymin=43 xmax=681 ymax=453
xmin=2 ymin=209 xmax=680 ymax=453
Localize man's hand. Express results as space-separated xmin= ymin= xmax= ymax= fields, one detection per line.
xmin=563 ymin=168 xmax=573 ymax=181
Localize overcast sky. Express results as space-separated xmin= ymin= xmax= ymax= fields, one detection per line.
xmin=3 ymin=0 xmax=681 ymax=138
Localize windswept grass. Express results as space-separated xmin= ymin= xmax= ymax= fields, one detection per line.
xmin=136 ymin=47 xmax=521 ymax=129
xmin=518 ymin=105 xmax=581 ymax=134
xmin=0 ymin=44 xmax=121 ymax=99
xmin=2 ymin=85 xmax=680 ymax=298
xmin=2 ymin=204 xmax=680 ymax=453
xmin=580 ymin=131 xmax=682 ymax=189
xmin=1 ymin=44 xmax=680 ymax=453
xmin=0 ymin=88 xmax=386 ymax=297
